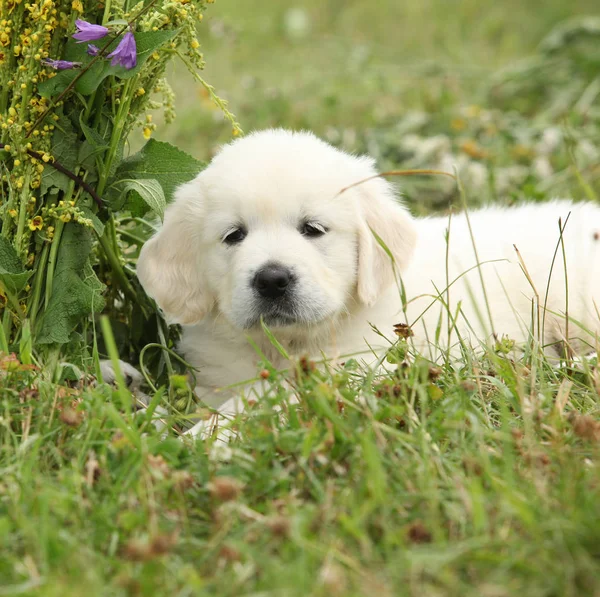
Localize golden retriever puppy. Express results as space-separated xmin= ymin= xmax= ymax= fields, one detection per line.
xmin=136 ymin=129 xmax=600 ymax=437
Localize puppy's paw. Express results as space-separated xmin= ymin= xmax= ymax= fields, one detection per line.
xmin=184 ymin=415 xmax=236 ymax=443
xmin=98 ymin=359 xmax=151 ymax=407
xmin=99 ymin=359 xmax=144 ymax=390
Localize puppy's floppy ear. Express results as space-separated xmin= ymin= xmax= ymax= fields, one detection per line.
xmin=137 ymin=179 xmax=211 ymax=325
xmin=356 ymin=177 xmax=417 ymax=306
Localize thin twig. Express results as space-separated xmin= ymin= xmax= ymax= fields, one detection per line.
xmin=0 ymin=142 xmax=104 ymax=209
xmin=335 ymin=169 xmax=456 ymax=197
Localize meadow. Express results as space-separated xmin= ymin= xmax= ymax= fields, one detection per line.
xmin=1 ymin=1 xmax=600 ymax=595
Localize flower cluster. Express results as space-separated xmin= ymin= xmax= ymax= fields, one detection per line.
xmin=42 ymin=20 xmax=138 ymax=71
xmin=0 ymin=0 xmax=232 ymax=346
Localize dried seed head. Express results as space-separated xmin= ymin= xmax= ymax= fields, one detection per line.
xmin=407 ymin=520 xmax=432 ymax=544
xmin=208 ymin=476 xmax=243 ymax=502
xmin=172 ymin=470 xmax=195 ymax=491
xmin=428 ymin=366 xmax=442 ymax=380
xmin=460 ymin=380 xmax=476 ymax=392
xmin=267 ymin=515 xmax=291 ymax=538
xmin=571 ymin=415 xmax=600 ymax=442
xmin=393 ymin=323 xmax=414 ymax=339
xmin=218 ymin=544 xmax=241 ymax=563
xmin=59 ymin=407 xmax=82 ymax=427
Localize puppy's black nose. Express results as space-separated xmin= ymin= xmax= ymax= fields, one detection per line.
xmin=253 ymin=264 xmax=293 ymax=299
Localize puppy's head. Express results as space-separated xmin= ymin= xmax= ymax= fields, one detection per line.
xmin=137 ymin=130 xmax=417 ymax=329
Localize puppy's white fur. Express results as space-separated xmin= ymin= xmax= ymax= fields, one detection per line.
xmin=137 ymin=129 xmax=600 ymax=436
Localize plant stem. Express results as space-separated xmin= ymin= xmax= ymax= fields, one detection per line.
xmin=27 ymin=242 xmax=50 ymax=330
xmin=96 ymin=231 xmax=137 ymax=302
xmin=45 ymin=218 xmax=65 ymax=309
xmin=14 ymin=168 xmax=33 ymax=259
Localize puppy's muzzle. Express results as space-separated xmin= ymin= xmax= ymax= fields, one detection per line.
xmin=253 ymin=263 xmax=295 ymax=299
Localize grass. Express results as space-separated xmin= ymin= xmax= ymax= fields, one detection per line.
xmin=1 ymin=344 xmax=599 ymax=595
xmin=2 ymin=1 xmax=600 ymax=595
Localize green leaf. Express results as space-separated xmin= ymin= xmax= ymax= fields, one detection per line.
xmin=78 ymin=206 xmax=105 ymax=237
xmin=111 ymin=139 xmax=204 ymax=206
xmin=37 ymin=224 xmax=106 ymax=345
xmin=0 ymin=236 xmax=33 ymax=294
xmin=38 ymin=30 xmax=178 ymax=98
xmin=111 ymin=178 xmax=166 ymax=219
xmin=80 ymin=117 xmax=110 ymax=152
xmin=41 ymin=116 xmax=78 ymax=194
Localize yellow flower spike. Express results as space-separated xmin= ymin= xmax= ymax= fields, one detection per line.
xmin=191 ymin=39 xmax=199 ymax=49
xmin=13 ymin=159 xmax=20 ymax=166
xmin=3 ymin=144 xmax=10 ymax=151
xmin=71 ymin=0 xmax=83 ymax=11
xmin=8 ymin=209 xmax=17 ymax=217
xmin=143 ymin=126 xmax=152 ymax=140
xmin=28 ymin=216 xmax=43 ymax=231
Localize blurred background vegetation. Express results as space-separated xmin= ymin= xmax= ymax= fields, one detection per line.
xmin=146 ymin=0 xmax=600 ymax=215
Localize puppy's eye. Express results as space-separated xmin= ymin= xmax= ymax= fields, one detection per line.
xmin=222 ymin=227 xmax=247 ymax=245
xmin=300 ymin=221 xmax=328 ymax=238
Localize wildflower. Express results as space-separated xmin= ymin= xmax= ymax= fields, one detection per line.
xmin=87 ymin=44 xmax=99 ymax=56
xmin=72 ymin=19 xmax=109 ymax=42
xmin=28 ymin=216 xmax=43 ymax=230
xmin=42 ymin=58 xmax=81 ymax=69
xmin=107 ymin=31 xmax=137 ymax=69
xmin=142 ymin=126 xmax=152 ymax=139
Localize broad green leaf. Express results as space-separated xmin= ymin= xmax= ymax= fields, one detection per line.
xmin=38 ymin=30 xmax=178 ymax=97
xmin=112 ymin=139 xmax=204 ymax=205
xmin=78 ymin=206 xmax=105 ymax=237
xmin=0 ymin=236 xmax=33 ymax=294
xmin=80 ymin=117 xmax=110 ymax=152
xmin=111 ymin=178 xmax=166 ymax=219
xmin=41 ymin=116 xmax=78 ymax=194
xmin=37 ymin=224 xmax=106 ymax=344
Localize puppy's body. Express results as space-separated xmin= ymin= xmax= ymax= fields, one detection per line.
xmin=135 ymin=130 xmax=600 ymax=433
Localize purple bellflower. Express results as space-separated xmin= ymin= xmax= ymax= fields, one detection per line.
xmin=42 ymin=59 xmax=81 ymax=70
xmin=87 ymin=44 xmax=100 ymax=56
xmin=107 ymin=32 xmax=137 ymax=70
xmin=73 ymin=20 xmax=109 ymax=42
